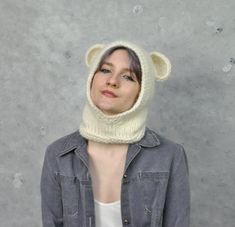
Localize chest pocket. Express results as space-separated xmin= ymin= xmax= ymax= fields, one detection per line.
xmin=139 ymin=171 xmax=169 ymax=225
xmin=60 ymin=175 xmax=80 ymax=216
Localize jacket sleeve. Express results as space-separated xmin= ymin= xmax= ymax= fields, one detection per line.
xmin=40 ymin=145 xmax=63 ymax=227
xmin=162 ymin=144 xmax=190 ymax=227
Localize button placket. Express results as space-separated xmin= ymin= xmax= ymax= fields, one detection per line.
xmin=121 ymin=172 xmax=131 ymax=225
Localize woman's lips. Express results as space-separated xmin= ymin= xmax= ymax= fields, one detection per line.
xmin=101 ymin=90 xmax=117 ymax=98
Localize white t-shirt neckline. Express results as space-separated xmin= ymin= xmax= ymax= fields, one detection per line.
xmin=94 ymin=199 xmax=121 ymax=206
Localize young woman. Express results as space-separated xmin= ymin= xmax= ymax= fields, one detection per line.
xmin=40 ymin=40 xmax=190 ymax=227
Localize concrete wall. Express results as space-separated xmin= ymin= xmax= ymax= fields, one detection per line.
xmin=0 ymin=0 xmax=234 ymax=226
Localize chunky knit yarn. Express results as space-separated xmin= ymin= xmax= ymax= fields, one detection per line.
xmin=79 ymin=40 xmax=171 ymax=144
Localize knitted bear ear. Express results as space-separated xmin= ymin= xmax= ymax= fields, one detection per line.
xmin=85 ymin=44 xmax=105 ymax=67
xmin=150 ymin=52 xmax=171 ymax=81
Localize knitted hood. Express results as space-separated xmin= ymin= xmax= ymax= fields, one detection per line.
xmin=79 ymin=40 xmax=171 ymax=143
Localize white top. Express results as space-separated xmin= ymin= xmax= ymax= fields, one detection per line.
xmin=94 ymin=199 xmax=122 ymax=227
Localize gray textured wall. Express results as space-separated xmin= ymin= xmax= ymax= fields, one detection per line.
xmin=0 ymin=0 xmax=234 ymax=226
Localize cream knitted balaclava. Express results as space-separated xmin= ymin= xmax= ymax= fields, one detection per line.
xmin=79 ymin=40 xmax=171 ymax=144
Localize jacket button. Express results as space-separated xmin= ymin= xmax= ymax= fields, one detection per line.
xmin=123 ymin=219 xmax=130 ymax=225
xmin=123 ymin=174 xmax=128 ymax=184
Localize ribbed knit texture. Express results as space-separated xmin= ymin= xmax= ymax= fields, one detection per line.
xmin=80 ymin=40 xmax=157 ymax=144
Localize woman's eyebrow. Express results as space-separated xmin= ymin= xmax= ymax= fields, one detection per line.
xmin=102 ymin=62 xmax=113 ymax=67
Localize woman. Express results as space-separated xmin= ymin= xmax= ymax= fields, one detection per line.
xmin=40 ymin=40 xmax=190 ymax=227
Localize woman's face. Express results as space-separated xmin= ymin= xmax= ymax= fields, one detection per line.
xmin=90 ymin=49 xmax=141 ymax=115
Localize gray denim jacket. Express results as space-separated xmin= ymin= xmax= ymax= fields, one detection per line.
xmin=40 ymin=128 xmax=190 ymax=227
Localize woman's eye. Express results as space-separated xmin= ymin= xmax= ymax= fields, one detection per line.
xmin=100 ymin=68 xmax=110 ymax=73
xmin=123 ymin=75 xmax=135 ymax=81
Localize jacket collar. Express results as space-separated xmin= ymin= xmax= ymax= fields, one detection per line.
xmin=58 ymin=128 xmax=161 ymax=171
xmin=59 ymin=127 xmax=160 ymax=157
xmin=58 ymin=131 xmax=86 ymax=157
xmin=136 ymin=127 xmax=161 ymax=147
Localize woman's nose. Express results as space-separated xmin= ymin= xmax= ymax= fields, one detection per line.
xmin=106 ymin=74 xmax=120 ymax=88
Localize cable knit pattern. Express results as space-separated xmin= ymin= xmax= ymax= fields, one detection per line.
xmin=79 ymin=40 xmax=167 ymax=143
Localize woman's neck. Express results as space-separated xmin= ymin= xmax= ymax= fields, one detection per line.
xmin=87 ymin=140 xmax=128 ymax=157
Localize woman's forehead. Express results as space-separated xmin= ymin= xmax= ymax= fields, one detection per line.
xmin=100 ymin=49 xmax=131 ymax=66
